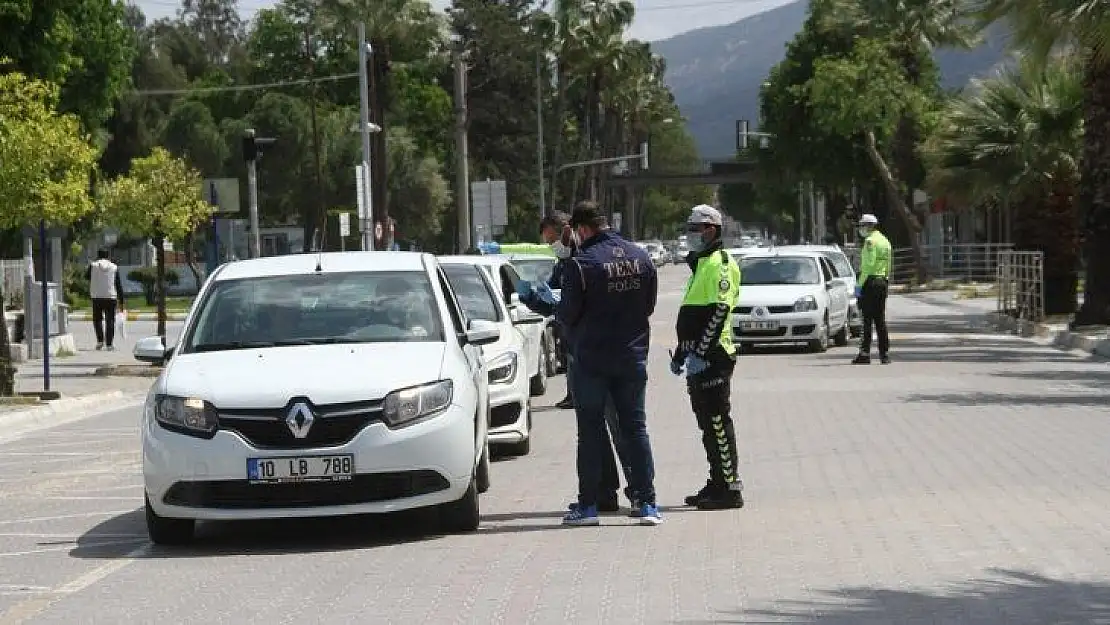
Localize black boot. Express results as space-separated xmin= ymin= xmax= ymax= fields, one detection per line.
xmin=696 ymin=490 xmax=744 ymax=510
xmin=555 ymin=395 xmax=574 ymax=409
xmin=684 ymin=481 xmax=722 ymax=506
xmin=879 ymin=354 xmax=891 ymax=364
xmin=852 ymin=352 xmax=871 ymax=365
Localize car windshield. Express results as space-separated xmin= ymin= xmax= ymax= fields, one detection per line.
xmin=183 ymin=270 xmax=443 ymax=352
xmin=741 ymin=257 xmax=821 ymax=286
xmin=822 ymin=252 xmax=853 ymax=278
xmin=442 ymin=265 xmax=501 ymax=322
xmin=511 ymin=258 xmax=556 ymax=285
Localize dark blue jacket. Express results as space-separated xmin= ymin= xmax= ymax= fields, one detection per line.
xmin=558 ymin=231 xmax=657 ymax=373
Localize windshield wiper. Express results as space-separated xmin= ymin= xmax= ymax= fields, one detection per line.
xmin=192 ymin=341 xmax=276 ymax=352
xmin=281 ymin=337 xmax=364 ymax=345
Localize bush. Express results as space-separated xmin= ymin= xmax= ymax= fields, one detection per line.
xmin=63 ymin=262 xmax=89 ymax=307
xmin=127 ymin=267 xmax=180 ymax=306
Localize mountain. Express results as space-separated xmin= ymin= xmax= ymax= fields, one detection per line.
xmin=652 ymin=0 xmax=1011 ymax=158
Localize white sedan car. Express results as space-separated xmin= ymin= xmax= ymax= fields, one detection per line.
xmin=772 ymin=245 xmax=863 ymax=337
xmin=732 ymin=251 xmax=851 ymax=352
xmin=502 ymin=253 xmax=564 ymax=373
xmin=439 ymin=256 xmax=548 ymax=456
xmin=135 ymin=252 xmax=497 ymax=545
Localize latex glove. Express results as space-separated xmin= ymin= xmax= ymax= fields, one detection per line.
xmin=515 ymin=280 xmax=534 ymax=300
xmin=536 ymin=282 xmax=558 ymax=305
xmin=685 ymin=354 xmax=709 ymax=377
xmin=854 ymin=285 xmax=863 ymax=299
xmin=478 ymin=241 xmax=501 ymax=254
xmin=668 ymin=349 xmax=684 ymax=376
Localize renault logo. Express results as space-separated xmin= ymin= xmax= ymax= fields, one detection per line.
xmin=285 ymin=401 xmax=315 ymax=438
xmin=753 ymin=306 xmax=767 ymax=318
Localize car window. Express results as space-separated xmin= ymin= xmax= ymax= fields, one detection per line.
xmin=436 ymin=269 xmax=466 ymax=336
xmin=819 ymin=257 xmax=834 ymax=281
xmin=443 ymin=264 xmax=502 ymax=323
xmin=498 ymin=264 xmax=522 ymax=305
xmin=822 ymin=251 xmax=854 ymax=278
xmin=740 ymin=257 xmax=821 ymax=286
xmin=183 ymin=270 xmax=444 ymax=352
xmin=511 ymin=258 xmax=556 ymax=284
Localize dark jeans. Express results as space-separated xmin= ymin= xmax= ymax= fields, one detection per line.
xmin=859 ymin=277 xmax=890 ymax=355
xmin=572 ymin=360 xmax=656 ymax=507
xmin=91 ymin=298 xmax=118 ymax=347
xmin=567 ymin=355 xmax=632 ymax=500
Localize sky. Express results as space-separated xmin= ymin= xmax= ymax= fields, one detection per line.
xmin=135 ymin=0 xmax=793 ymax=42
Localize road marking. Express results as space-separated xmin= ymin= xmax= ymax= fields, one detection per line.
xmin=0 ymin=510 xmax=137 ymax=526
xmin=31 ymin=496 xmax=140 ymax=501
xmin=0 ymin=452 xmax=106 ymax=457
xmin=0 ymin=539 xmax=143 ymax=559
xmin=0 ymin=543 xmax=150 ymax=624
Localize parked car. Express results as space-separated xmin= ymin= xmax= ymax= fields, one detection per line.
xmin=636 ymin=241 xmax=668 ymax=267
xmin=731 ymin=250 xmax=851 ymax=352
xmin=135 ymin=251 xmax=497 ymax=545
xmin=439 ymin=255 xmax=550 ymax=456
xmin=769 ymin=245 xmax=862 ymax=337
xmin=502 ymin=253 xmax=565 ymax=374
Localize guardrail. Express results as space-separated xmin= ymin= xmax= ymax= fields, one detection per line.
xmin=844 ymin=243 xmax=1015 ymax=285
xmin=997 ymin=251 xmax=1044 ymax=323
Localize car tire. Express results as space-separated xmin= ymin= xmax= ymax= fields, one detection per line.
xmin=145 ymin=495 xmax=195 ymax=546
xmin=543 ymin=332 xmax=558 ymax=378
xmin=439 ymin=481 xmax=480 ymax=533
xmin=849 ymin=326 xmax=861 ymax=338
xmin=529 ymin=359 xmax=547 ymax=397
xmin=808 ymin=317 xmax=829 ymax=353
xmin=476 ymin=442 xmax=491 ymax=494
xmin=833 ymin=323 xmax=849 ymax=346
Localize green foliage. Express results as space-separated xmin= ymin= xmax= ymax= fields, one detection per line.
xmin=128 ymin=266 xmax=181 ymax=306
xmin=385 ymin=126 xmax=451 ymax=244
xmin=98 ymin=147 xmax=213 ymax=240
xmin=0 ymin=71 xmax=99 ymax=229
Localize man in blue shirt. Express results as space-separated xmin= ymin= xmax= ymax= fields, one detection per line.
xmin=558 ymin=202 xmax=661 ymax=526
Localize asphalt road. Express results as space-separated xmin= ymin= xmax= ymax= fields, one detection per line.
xmin=0 ymin=265 xmax=1108 ymax=624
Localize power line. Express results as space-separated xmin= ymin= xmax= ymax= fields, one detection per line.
xmin=134 ymin=72 xmax=358 ymax=96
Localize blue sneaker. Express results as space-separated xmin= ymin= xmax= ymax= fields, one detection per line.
xmin=563 ymin=504 xmax=600 ymax=526
xmin=638 ymin=503 xmax=662 ymax=526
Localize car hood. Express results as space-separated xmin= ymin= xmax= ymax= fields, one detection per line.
xmin=740 ymin=284 xmax=822 ymax=307
xmin=160 ymin=343 xmax=447 ymax=408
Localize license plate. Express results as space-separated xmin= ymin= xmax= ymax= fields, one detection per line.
xmin=741 ymin=321 xmax=779 ymax=331
xmin=247 ymin=455 xmax=354 ymax=484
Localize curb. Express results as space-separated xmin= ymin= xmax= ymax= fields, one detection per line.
xmin=0 ymin=390 xmax=148 ymax=444
xmin=987 ymin=312 xmax=1110 ymax=359
xmin=68 ymin=311 xmax=187 ymax=321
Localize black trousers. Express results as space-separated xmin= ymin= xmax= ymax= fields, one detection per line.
xmin=687 ymin=354 xmax=742 ymax=491
xmin=859 ymin=277 xmax=890 ymax=356
xmin=91 ymin=299 xmax=118 ymax=346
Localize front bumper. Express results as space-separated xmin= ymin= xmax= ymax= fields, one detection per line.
xmin=487 ymin=376 xmax=529 ymax=444
xmin=143 ymin=404 xmax=476 ymax=521
xmin=734 ymin=311 xmax=823 ymax=343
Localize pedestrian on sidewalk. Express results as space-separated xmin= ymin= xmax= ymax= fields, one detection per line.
xmin=852 ymin=214 xmax=892 ymax=365
xmin=556 ymin=202 xmax=661 ymax=526
xmin=671 ymin=205 xmax=745 ymax=510
xmin=516 ymin=211 xmax=637 ymax=512
xmin=85 ymin=249 xmax=125 ymax=351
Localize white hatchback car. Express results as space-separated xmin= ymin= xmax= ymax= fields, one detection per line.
xmin=135 ymin=252 xmax=498 ymax=545
xmin=771 ymin=245 xmax=863 ymax=338
xmin=439 ymin=256 xmax=548 ymax=456
xmin=732 ymin=250 xmax=851 ymax=352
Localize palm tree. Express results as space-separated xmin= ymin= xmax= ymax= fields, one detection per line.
xmin=975 ymin=0 xmax=1110 ymax=324
xmin=926 ymin=54 xmax=1083 ymax=314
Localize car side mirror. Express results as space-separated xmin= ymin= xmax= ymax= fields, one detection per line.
xmin=134 ymin=335 xmax=172 ymax=365
xmin=465 ymin=319 xmax=501 ymax=346
xmin=510 ymin=306 xmax=545 ymax=325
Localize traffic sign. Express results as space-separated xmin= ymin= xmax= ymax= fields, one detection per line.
xmin=339 ymin=212 xmax=350 ymax=237
xmin=470 ymin=179 xmax=508 ymax=233
xmin=203 ymin=178 xmax=241 ymax=214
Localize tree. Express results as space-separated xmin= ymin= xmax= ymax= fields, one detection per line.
xmin=0 ymin=71 xmax=99 ymax=395
xmin=803 ymin=37 xmax=935 ymax=281
xmin=98 ymin=148 xmax=212 ymax=339
xmin=976 ymin=0 xmax=1110 ymax=325
xmin=385 ymin=126 xmax=451 ymax=246
xmin=926 ymin=55 xmax=1083 ymax=314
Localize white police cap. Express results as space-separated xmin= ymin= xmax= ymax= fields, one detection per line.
xmin=858 ymin=213 xmax=879 ymax=226
xmin=688 ymin=204 xmax=723 ymax=226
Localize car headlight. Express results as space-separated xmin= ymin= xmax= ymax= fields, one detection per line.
xmin=153 ymin=395 xmax=218 ymax=438
xmin=382 ymin=380 xmax=453 ymax=427
xmin=488 ymin=353 xmax=518 ymax=385
xmin=794 ymin=295 xmax=819 ymax=312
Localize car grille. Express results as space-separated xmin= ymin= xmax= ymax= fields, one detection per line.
xmin=491 ymin=402 xmax=522 ymax=429
xmin=734 ymin=305 xmax=794 ymax=315
xmin=218 ymin=399 xmax=384 ymax=450
xmin=162 ymin=471 xmax=450 ymax=509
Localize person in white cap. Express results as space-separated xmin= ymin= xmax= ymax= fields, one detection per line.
xmin=670 ymin=204 xmax=744 ymax=510
xmin=853 ymin=214 xmax=892 ymax=364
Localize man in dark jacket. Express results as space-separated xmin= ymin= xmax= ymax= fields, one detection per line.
xmin=558 ymin=202 xmax=661 ymax=526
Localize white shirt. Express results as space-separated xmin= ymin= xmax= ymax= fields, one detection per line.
xmin=89 ymin=259 xmax=120 ymax=300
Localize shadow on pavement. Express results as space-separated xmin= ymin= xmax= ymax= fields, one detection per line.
xmin=826 ymin=346 xmax=1086 ymax=364
xmin=71 ymin=507 xmax=445 ymax=559
xmin=676 ymin=569 xmax=1110 ymax=624
xmin=906 ymin=390 xmax=1108 ymax=408
xmin=992 ymin=370 xmax=1110 ymax=388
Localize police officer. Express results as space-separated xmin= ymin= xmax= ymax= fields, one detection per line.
xmin=852 ymin=214 xmax=892 ymax=365
xmin=558 ymin=202 xmax=661 ymax=526
xmin=671 ymin=205 xmax=744 ymax=510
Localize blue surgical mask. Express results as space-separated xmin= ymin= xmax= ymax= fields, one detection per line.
xmin=687 ymin=235 xmax=707 ymax=253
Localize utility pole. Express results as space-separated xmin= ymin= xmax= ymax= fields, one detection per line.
xmin=536 ymin=50 xmax=545 ymax=219
xmin=797 ymin=181 xmax=805 ymax=244
xmin=357 ymin=22 xmax=374 ymax=251
xmin=453 ymin=46 xmax=472 ymax=253
xmin=245 ymin=129 xmax=262 ymax=259
xmin=304 ymin=24 xmax=325 ymax=253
